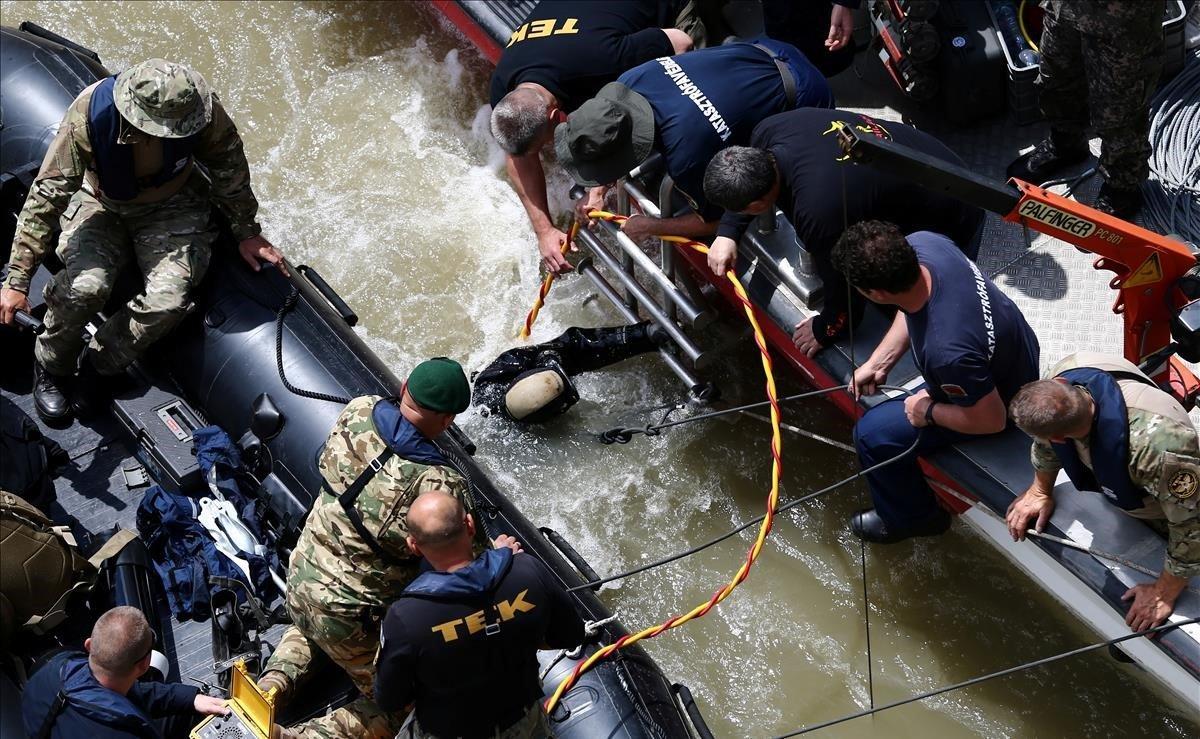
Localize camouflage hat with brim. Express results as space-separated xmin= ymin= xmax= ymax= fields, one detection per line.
xmin=114 ymin=59 xmax=212 ymax=139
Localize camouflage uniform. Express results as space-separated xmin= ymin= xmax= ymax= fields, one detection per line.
xmin=1036 ymin=0 xmax=1165 ymax=191
xmin=1029 ymin=353 xmax=1200 ymax=579
xmin=264 ymin=395 xmax=476 ymax=739
xmin=4 ymin=72 xmax=260 ymax=376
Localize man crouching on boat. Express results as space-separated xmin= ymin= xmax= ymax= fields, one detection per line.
xmin=1007 ymin=352 xmax=1200 ymax=631
xmin=258 ymin=359 xmax=500 ymax=738
xmin=0 ymin=59 xmax=284 ymax=426
xmin=836 ymin=221 xmax=1040 ymax=543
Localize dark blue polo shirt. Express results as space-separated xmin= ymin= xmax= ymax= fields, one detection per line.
xmin=617 ymin=38 xmax=833 ymax=218
xmin=906 ymin=231 xmax=1040 ymax=405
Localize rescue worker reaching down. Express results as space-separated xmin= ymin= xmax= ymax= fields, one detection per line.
xmin=1007 ymin=352 xmax=1200 ymax=631
xmin=375 ymin=491 xmax=585 ymax=739
xmin=0 ymin=58 xmax=284 ymax=425
xmin=259 ymin=358 xmax=490 ymax=739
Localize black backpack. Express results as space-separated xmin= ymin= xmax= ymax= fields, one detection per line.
xmin=0 ymin=394 xmax=67 ymax=510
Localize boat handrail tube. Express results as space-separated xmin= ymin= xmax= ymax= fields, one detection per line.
xmin=574 ymin=230 xmax=710 ymax=369
xmin=539 ymin=526 xmax=602 ymax=590
xmin=575 ymin=258 xmax=710 ymax=395
xmin=594 ymin=219 xmax=710 ymax=329
xmin=672 ymin=684 xmax=716 ymax=739
xmin=297 ymin=264 xmax=358 ymax=326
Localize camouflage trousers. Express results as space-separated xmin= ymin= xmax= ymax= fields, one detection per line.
xmin=1036 ymin=1 xmax=1164 ymax=190
xmin=35 ymin=177 xmax=215 ymax=376
xmin=263 ymin=590 xmax=404 ymax=739
xmin=398 ymin=701 xmax=550 ymax=739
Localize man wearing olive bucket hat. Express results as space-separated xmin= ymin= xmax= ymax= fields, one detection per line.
xmin=560 ymin=38 xmax=833 ymax=246
xmin=0 ymin=58 xmax=285 ymax=425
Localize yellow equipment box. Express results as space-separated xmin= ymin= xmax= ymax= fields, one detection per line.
xmin=190 ymin=660 xmax=275 ymax=739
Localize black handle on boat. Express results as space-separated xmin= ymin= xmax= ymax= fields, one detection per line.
xmin=14 ymin=310 xmax=44 ymax=334
xmin=539 ymin=527 xmax=602 ymax=590
xmin=297 ymin=264 xmax=358 ymax=327
xmin=672 ymin=683 xmax=716 ymax=739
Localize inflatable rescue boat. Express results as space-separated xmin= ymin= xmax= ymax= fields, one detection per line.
xmin=0 ymin=22 xmax=710 ymax=739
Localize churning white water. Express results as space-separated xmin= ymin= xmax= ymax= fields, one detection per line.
xmin=3 ymin=2 xmax=1196 ymax=736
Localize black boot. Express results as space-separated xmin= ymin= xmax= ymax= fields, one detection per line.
xmin=850 ymin=507 xmax=950 ymax=544
xmin=33 ymin=360 xmax=73 ymax=425
xmin=1006 ymin=136 xmax=1089 ymax=184
xmin=1093 ymin=182 xmax=1143 ymax=220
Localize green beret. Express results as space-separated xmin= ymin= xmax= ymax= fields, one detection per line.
xmin=407 ymin=357 xmax=470 ymax=414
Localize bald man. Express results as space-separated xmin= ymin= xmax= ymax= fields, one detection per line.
xmin=375 ymin=492 xmax=584 ymax=739
xmin=22 ymin=606 xmax=229 ymax=738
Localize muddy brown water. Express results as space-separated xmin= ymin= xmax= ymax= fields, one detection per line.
xmin=2 ymin=1 xmax=1196 ymax=736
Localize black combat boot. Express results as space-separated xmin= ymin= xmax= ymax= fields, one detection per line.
xmin=33 ymin=360 xmax=73 ymax=425
xmin=849 ymin=507 xmax=950 ymax=544
xmin=1006 ymin=135 xmax=1090 ymax=184
xmin=1093 ymin=182 xmax=1143 ymax=220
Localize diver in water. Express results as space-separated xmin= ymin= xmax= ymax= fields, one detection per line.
xmin=473 ymin=322 xmax=661 ymax=422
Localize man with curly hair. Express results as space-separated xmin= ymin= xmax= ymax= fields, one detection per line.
xmin=833 ymin=221 xmax=1040 ymax=543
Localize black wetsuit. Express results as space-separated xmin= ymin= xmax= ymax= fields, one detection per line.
xmin=472 ymin=323 xmax=659 ymax=417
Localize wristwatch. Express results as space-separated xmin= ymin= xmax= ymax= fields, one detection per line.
xmin=924 ymin=401 xmax=938 ymax=427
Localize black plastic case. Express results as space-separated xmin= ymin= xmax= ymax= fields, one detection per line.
xmin=112 ymin=383 xmax=206 ymax=493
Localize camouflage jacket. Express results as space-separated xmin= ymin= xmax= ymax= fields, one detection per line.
xmin=287 ymin=396 xmax=473 ymax=614
xmin=3 ymin=79 xmax=261 ymax=293
xmin=1030 ymin=354 xmax=1200 ymax=578
xmin=1041 ymin=0 xmax=1165 ymax=39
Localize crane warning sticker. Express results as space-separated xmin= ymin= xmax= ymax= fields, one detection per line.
xmin=1122 ymin=252 xmax=1163 ymax=289
xmin=1017 ymin=200 xmax=1097 ymax=238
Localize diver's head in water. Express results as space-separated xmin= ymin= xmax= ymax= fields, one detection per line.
xmin=503 ymin=361 xmax=580 ymax=423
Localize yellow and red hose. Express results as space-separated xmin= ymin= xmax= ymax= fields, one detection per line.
xmin=519 ymin=221 xmax=580 ymax=339
xmin=542 ymin=210 xmax=784 ymax=713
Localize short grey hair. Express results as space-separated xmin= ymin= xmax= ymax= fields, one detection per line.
xmin=1009 ymin=379 xmax=1090 ymax=437
xmin=491 ymin=88 xmax=548 ymax=155
xmin=89 ymin=606 xmax=153 ymax=676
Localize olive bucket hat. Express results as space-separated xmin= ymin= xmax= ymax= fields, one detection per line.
xmin=113 ymin=58 xmax=212 ymax=139
xmin=554 ymin=82 xmax=655 ymax=187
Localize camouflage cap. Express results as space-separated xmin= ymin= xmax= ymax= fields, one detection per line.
xmin=407 ymin=358 xmax=470 ymax=414
xmin=113 ymin=58 xmax=212 ymax=139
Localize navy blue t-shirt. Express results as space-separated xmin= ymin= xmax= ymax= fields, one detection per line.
xmin=906 ymin=232 xmax=1040 ymax=405
xmin=617 ymin=38 xmax=833 ymax=218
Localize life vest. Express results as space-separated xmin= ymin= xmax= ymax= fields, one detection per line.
xmin=1050 ymin=352 xmax=1193 ymax=510
xmin=0 ymin=394 xmax=67 ymax=511
xmin=86 ymin=76 xmax=199 ymax=201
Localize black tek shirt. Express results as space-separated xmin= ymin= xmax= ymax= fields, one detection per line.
xmin=718 ymin=109 xmax=984 ymax=342
xmin=489 ymin=0 xmax=675 ymax=113
xmin=375 ymin=553 xmax=585 ymax=737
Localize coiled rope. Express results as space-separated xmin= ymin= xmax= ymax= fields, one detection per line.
xmin=1143 ymin=49 xmax=1200 ymax=245
xmin=544 ymin=209 xmax=785 ymax=713
xmin=519 ymin=222 xmax=580 ymax=339
xmin=276 ymin=287 xmax=352 ymax=405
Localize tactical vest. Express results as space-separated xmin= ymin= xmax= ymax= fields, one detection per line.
xmin=0 ymin=492 xmax=93 ymax=649
xmin=1051 ymin=352 xmax=1194 ymax=510
xmin=87 ymin=76 xmax=199 ymax=201
xmin=295 ymin=396 xmax=467 ymax=608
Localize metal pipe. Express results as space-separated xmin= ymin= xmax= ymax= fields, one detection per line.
xmin=613 ymin=181 xmax=638 ymax=312
xmin=658 ymin=174 xmax=679 ymax=322
xmin=595 ymin=219 xmax=710 ymax=328
xmin=576 ymin=258 xmax=709 ymax=392
xmin=575 ymin=229 xmax=711 ymax=368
